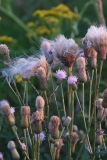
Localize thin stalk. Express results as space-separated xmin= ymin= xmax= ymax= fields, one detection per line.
xmin=60 ymin=83 xmax=66 ymax=117
xmin=29 ymin=80 xmax=39 ymax=95
xmin=97 ymin=60 xmax=103 ymax=94
xmin=37 ymin=134 xmax=40 ymax=160
xmin=71 ymin=91 xmax=74 ymax=134
xmin=24 ymin=129 xmax=29 ymax=156
xmin=44 ymin=91 xmax=50 ymax=120
xmin=88 ymin=69 xmax=94 ymax=124
xmin=75 ymin=91 xmax=93 ymax=154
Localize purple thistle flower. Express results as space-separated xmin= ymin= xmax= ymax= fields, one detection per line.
xmin=55 ymin=70 xmax=67 ymax=80
xmin=67 ymin=75 xmax=78 ymax=85
xmin=0 ymin=152 xmax=3 ymax=160
xmin=34 ymin=132 xmax=45 ymax=142
xmin=10 ymin=107 xmax=15 ymax=114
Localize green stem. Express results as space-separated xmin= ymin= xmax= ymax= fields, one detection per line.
xmin=61 ymin=83 xmax=66 ymax=117
xmin=88 ymin=69 xmax=94 ymax=124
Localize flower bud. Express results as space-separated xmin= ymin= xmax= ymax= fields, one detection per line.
xmin=102 ymin=89 xmax=107 ymax=107
xmin=31 ymin=111 xmax=43 ymax=133
xmin=21 ymin=106 xmax=30 ymax=129
xmin=7 ymin=141 xmax=20 ymax=160
xmin=0 ymin=44 xmax=10 ymax=65
xmin=97 ymin=106 xmax=104 ymax=122
xmin=73 ymin=125 xmax=78 ymax=132
xmin=96 ymin=129 xmax=104 ymax=145
xmin=63 ymin=116 xmax=72 ymax=127
xmin=71 ymin=131 xmax=79 ymax=153
xmin=76 ymin=57 xmax=87 ymax=82
xmin=54 ymin=139 xmax=63 ymax=160
xmin=0 ymin=100 xmax=10 ymax=115
xmin=35 ymin=96 xmax=45 ymax=111
xmin=49 ymin=116 xmax=60 ymax=139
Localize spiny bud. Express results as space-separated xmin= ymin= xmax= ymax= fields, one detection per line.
xmin=76 ymin=57 xmax=87 ymax=82
xmin=96 ymin=99 xmax=103 ymax=109
xmin=71 ymin=131 xmax=79 ymax=153
xmin=54 ymin=139 xmax=63 ymax=160
xmin=96 ymin=129 xmax=104 ymax=145
xmin=73 ymin=125 xmax=78 ymax=132
xmin=0 ymin=44 xmax=10 ymax=65
xmin=7 ymin=141 xmax=20 ymax=160
xmin=0 ymin=100 xmax=10 ymax=115
xmin=31 ymin=111 xmax=43 ymax=133
xmin=79 ymin=130 xmax=86 ymax=143
xmin=63 ymin=116 xmax=72 ymax=127
xmin=21 ymin=106 xmax=30 ymax=129
xmin=49 ymin=116 xmax=60 ymax=139
xmin=35 ymin=96 xmax=45 ymax=111
xmin=102 ymin=89 xmax=107 ymax=107
xmin=0 ymin=100 xmax=15 ymax=126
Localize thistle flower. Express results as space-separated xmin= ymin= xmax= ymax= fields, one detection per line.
xmin=0 ymin=44 xmax=10 ymax=65
xmin=63 ymin=116 xmax=72 ymax=127
xmin=7 ymin=141 xmax=20 ymax=160
xmin=35 ymin=96 xmax=45 ymax=111
xmin=96 ymin=99 xmax=104 ymax=121
xmin=55 ymin=69 xmax=67 ymax=80
xmin=102 ymin=89 xmax=107 ymax=107
xmin=34 ymin=131 xmax=45 ymax=142
xmin=40 ymin=39 xmax=54 ymax=64
xmin=21 ymin=106 xmax=30 ymax=129
xmin=83 ymin=26 xmax=107 ymax=60
xmin=53 ymin=35 xmax=78 ymax=67
xmin=0 ymin=152 xmax=3 ymax=160
xmin=67 ymin=75 xmax=77 ymax=90
xmin=49 ymin=116 xmax=60 ymax=139
xmin=76 ymin=57 xmax=87 ymax=82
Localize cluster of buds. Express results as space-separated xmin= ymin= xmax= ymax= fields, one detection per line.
xmin=36 ymin=57 xmax=49 ymax=90
xmin=76 ymin=57 xmax=87 ymax=82
xmin=7 ymin=141 xmax=20 ymax=159
xmin=21 ymin=106 xmax=30 ymax=129
xmin=0 ymin=44 xmax=10 ymax=65
xmin=0 ymin=100 xmax=15 ymax=126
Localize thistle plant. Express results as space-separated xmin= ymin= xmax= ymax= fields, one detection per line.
xmin=1 ymin=26 xmax=107 ymax=160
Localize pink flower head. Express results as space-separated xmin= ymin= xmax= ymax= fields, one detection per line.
xmin=0 ymin=152 xmax=3 ymax=160
xmin=10 ymin=107 xmax=15 ymax=114
xmin=68 ymin=75 xmax=78 ymax=85
xmin=34 ymin=132 xmax=45 ymax=142
xmin=55 ymin=70 xmax=67 ymax=80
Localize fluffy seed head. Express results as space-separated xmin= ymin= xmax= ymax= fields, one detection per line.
xmin=36 ymin=96 xmax=45 ymax=111
xmin=96 ymin=98 xmax=103 ymax=109
xmin=54 ymin=35 xmax=78 ymax=67
xmin=83 ymin=26 xmax=107 ymax=60
xmin=7 ymin=141 xmax=16 ymax=150
xmin=0 ymin=44 xmax=10 ymax=65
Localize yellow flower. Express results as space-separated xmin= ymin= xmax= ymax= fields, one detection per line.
xmin=27 ymin=21 xmax=36 ymax=28
xmin=0 ymin=36 xmax=16 ymax=43
xmin=33 ymin=4 xmax=79 ymax=20
xmin=36 ymin=26 xmax=51 ymax=36
xmin=15 ymin=74 xmax=23 ymax=83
